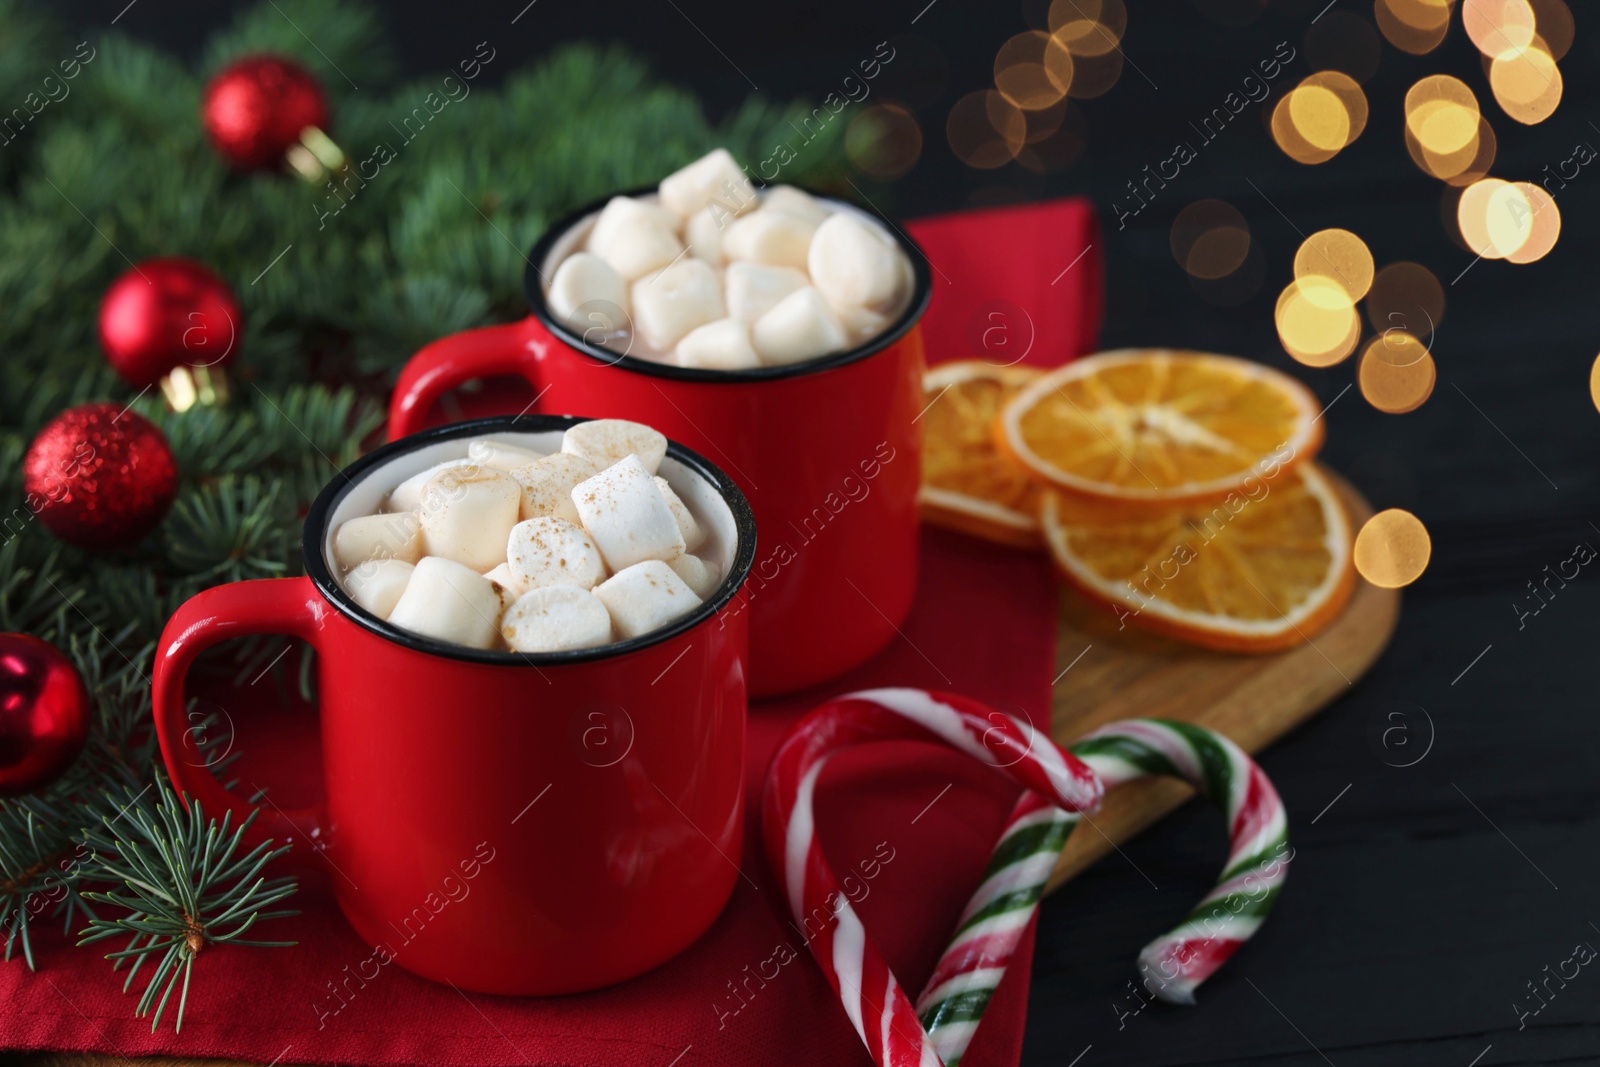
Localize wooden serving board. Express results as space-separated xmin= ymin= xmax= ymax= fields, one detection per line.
xmin=1044 ymin=471 xmax=1398 ymax=892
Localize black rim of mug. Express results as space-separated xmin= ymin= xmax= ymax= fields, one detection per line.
xmin=303 ymin=414 xmax=759 ymax=666
xmin=521 ymin=185 xmax=934 ymax=383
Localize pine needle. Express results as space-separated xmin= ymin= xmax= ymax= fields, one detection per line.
xmin=77 ymin=779 xmax=297 ymax=1033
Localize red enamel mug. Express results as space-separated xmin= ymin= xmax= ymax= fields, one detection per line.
xmin=390 ymin=189 xmax=932 ymax=697
xmin=152 ymin=415 xmax=756 ymax=995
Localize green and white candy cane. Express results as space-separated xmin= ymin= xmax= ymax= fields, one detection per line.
xmin=915 ymin=718 xmax=1291 ymax=1066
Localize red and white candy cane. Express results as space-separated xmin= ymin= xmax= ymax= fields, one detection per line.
xmin=916 ymin=718 xmax=1291 ymax=1066
xmin=762 ymin=688 xmax=1103 ymax=1067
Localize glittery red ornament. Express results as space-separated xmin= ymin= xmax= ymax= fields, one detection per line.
xmin=23 ymin=404 xmax=179 ymax=552
xmin=99 ymin=258 xmax=241 ymax=390
xmin=0 ymin=633 xmax=90 ymax=797
xmin=202 ymin=55 xmax=330 ymax=171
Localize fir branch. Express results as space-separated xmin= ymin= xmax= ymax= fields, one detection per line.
xmin=77 ymin=779 xmax=297 ymax=1033
xmin=163 ymin=476 xmax=292 ymax=581
xmin=200 ymin=0 xmax=396 ymax=92
xmin=0 ymin=0 xmax=64 ymax=182
xmin=64 ymin=624 xmax=156 ymax=767
xmin=0 ymin=537 xmax=75 ymax=635
xmin=0 ymin=795 xmax=93 ymax=970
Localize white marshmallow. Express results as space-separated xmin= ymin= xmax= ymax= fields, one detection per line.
xmin=832 ymin=300 xmax=894 ymax=345
xmin=561 ymin=419 xmax=668 ymax=475
xmin=807 ymin=213 xmax=907 ymax=314
xmin=685 ymin=207 xmax=725 ymax=266
xmin=466 ymin=438 xmax=546 ymax=472
xmin=751 ymin=286 xmax=849 ymax=366
xmin=658 ymin=148 xmax=757 ymax=220
xmin=723 ymin=208 xmax=817 ymax=270
xmin=630 ymin=259 xmax=725 ymax=351
xmin=832 ymin=253 xmax=911 ymax=342
xmin=500 ymin=586 xmax=613 ymax=653
xmin=388 ymin=459 xmax=473 ymax=512
xmin=333 ymin=511 xmax=421 ymax=569
xmin=387 ymin=556 xmax=502 ymax=649
xmin=595 ymin=224 xmax=683 ymax=282
xmin=547 ymin=252 xmax=630 ymax=331
xmin=483 ymin=561 xmax=524 ymax=610
xmin=763 ymin=185 xmax=831 ymax=226
xmin=571 ymin=455 xmax=686 ymax=571
xmin=654 ymin=476 xmax=705 ymax=551
xmin=725 ymin=263 xmax=808 ymax=324
xmin=345 ymin=558 xmax=414 ymax=619
xmin=674 ymin=318 xmax=761 ymax=371
xmin=593 ymin=560 xmax=703 ymax=639
xmin=667 ymin=553 xmax=721 ymax=599
xmin=419 ymin=466 xmax=522 ymax=572
xmin=589 ymin=196 xmax=681 ymax=246
xmin=587 ymin=200 xmax=685 ymax=281
xmin=506 ymin=517 xmax=608 ymax=592
xmin=510 ymin=452 xmax=599 ymax=524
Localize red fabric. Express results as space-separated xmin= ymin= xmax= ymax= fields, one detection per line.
xmin=908 ymin=197 xmax=1103 ymax=368
xmin=0 ymin=198 xmax=1101 ymax=1067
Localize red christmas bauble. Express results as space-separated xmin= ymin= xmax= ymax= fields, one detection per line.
xmin=202 ymin=55 xmax=330 ymax=171
xmin=99 ymin=258 xmax=242 ymax=389
xmin=0 ymin=634 xmax=90 ymax=797
xmin=23 ymin=404 xmax=179 ymax=552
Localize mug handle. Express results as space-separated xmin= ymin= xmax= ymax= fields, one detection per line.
xmin=152 ymin=576 xmax=328 ymax=855
xmin=389 ymin=319 xmax=542 ymax=439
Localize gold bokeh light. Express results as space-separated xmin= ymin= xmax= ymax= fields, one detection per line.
xmin=947 ymin=90 xmax=1026 ymax=170
xmin=1526 ymin=0 xmax=1574 ymax=60
xmin=1171 ymin=200 xmax=1251 ymax=280
xmin=1480 ymin=180 xmax=1531 ymax=257
xmin=1023 ymin=96 xmax=1068 ymax=142
xmin=1016 ymin=100 xmax=1087 ymax=173
xmin=1049 ymin=0 xmax=1126 ymax=57
xmin=1272 ymin=73 xmax=1365 ymax=163
xmin=1456 ymin=177 xmax=1549 ymax=259
xmin=1404 ymin=76 xmax=1480 ymax=155
xmin=1489 ymin=38 xmax=1563 ymax=124
xmin=1047 ymin=0 xmax=1107 ymax=29
xmin=1271 ymin=94 xmax=1334 ymax=165
xmin=1305 ymin=71 xmax=1368 ymax=140
xmin=1276 ymin=277 xmax=1360 ymax=367
xmin=1366 ymin=261 xmax=1445 ymax=338
xmin=1456 ymin=177 xmax=1504 ymax=255
xmin=1375 ymin=0 xmax=1455 ymax=55
xmin=846 ymin=103 xmax=923 ymax=179
xmin=1294 ymin=228 xmax=1374 ymax=302
xmin=1289 ymin=86 xmax=1349 ymax=151
xmin=1504 ymin=181 xmax=1559 ymax=263
xmin=1406 ymin=114 xmax=1496 ymax=185
xmin=1355 ymin=509 xmax=1432 ymax=588
xmin=994 ymin=30 xmax=1074 ymax=110
xmin=1359 ymin=332 xmax=1437 ymax=414
xmin=1063 ymin=48 xmax=1123 ymax=99
xmin=1464 ymin=0 xmax=1537 ymax=53
xmin=1590 ymin=352 xmax=1600 ymax=414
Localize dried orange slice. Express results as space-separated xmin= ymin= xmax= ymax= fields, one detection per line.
xmin=1039 ymin=462 xmax=1354 ymax=652
xmin=999 ymin=349 xmax=1323 ymax=503
xmin=919 ymin=361 xmax=1045 ymax=548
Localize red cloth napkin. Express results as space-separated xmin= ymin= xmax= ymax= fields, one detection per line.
xmin=0 ymin=198 xmax=1101 ymax=1067
xmin=911 ymin=198 xmax=1103 ymax=368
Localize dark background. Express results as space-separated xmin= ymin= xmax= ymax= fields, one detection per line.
xmin=53 ymin=0 xmax=1600 ymax=1063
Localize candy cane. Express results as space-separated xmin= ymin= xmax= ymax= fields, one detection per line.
xmin=762 ymin=688 xmax=1103 ymax=1067
xmin=915 ymin=791 xmax=1072 ymax=1064
xmin=916 ymin=718 xmax=1291 ymax=1066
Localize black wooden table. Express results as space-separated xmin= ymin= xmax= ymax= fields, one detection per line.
xmin=46 ymin=0 xmax=1600 ymax=1063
